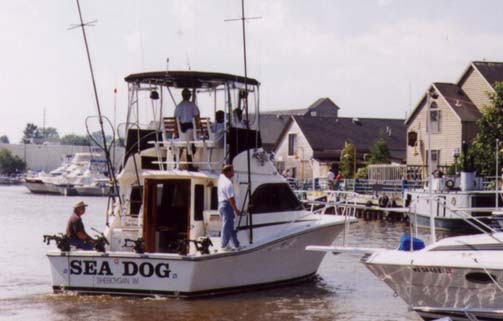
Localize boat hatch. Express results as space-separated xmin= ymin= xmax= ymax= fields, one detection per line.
xmin=143 ymin=179 xmax=190 ymax=254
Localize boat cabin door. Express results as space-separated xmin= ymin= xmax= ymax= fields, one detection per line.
xmin=143 ymin=179 xmax=191 ymax=254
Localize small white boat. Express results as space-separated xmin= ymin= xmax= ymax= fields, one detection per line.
xmin=363 ymin=232 xmax=503 ymax=321
xmin=46 ymin=70 xmax=356 ymax=297
xmin=25 ymin=153 xmax=111 ymax=196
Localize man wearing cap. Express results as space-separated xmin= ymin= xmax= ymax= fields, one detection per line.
xmin=66 ymin=201 xmax=96 ymax=250
xmin=175 ymin=88 xmax=200 ymax=170
xmin=218 ymin=164 xmax=241 ymax=251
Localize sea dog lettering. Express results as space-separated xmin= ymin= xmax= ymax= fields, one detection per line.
xmin=122 ymin=261 xmax=171 ymax=278
xmin=69 ymin=260 xmax=171 ymax=278
xmin=70 ymin=260 xmax=113 ymax=276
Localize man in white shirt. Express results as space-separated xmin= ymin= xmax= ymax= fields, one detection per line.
xmin=218 ymin=164 xmax=241 ymax=250
xmin=211 ymin=110 xmax=225 ymax=147
xmin=174 ymin=88 xmax=200 ymax=170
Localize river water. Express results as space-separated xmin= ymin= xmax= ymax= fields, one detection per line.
xmin=0 ymin=185 xmax=430 ymax=321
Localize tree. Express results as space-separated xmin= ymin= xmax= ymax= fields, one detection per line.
xmin=470 ymin=82 xmax=503 ymax=176
xmin=21 ymin=123 xmax=41 ymax=144
xmin=0 ymin=135 xmax=9 ymax=144
xmin=60 ymin=134 xmax=91 ymax=146
xmin=340 ymin=141 xmax=356 ymax=178
xmin=368 ymin=137 xmax=391 ymax=164
xmin=40 ymin=127 xmax=60 ymax=142
xmin=0 ymin=149 xmax=26 ymax=175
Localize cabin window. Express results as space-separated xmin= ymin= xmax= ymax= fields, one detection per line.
xmin=129 ymin=185 xmax=143 ymax=216
xmin=210 ymin=186 xmax=218 ymax=210
xmin=250 ymin=183 xmax=304 ymax=213
xmin=194 ymin=184 xmax=204 ymax=221
xmin=288 ymin=134 xmax=297 ymax=156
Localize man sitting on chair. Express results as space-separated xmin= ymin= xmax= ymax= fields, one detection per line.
xmin=175 ymin=88 xmax=200 ymax=170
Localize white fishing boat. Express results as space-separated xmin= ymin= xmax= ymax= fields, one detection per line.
xmin=45 ymin=70 xmax=356 ymax=297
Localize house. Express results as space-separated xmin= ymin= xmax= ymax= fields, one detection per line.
xmin=405 ymin=61 xmax=503 ymax=175
xmin=259 ymin=98 xmax=340 ymax=152
xmin=272 ymin=99 xmax=406 ymax=180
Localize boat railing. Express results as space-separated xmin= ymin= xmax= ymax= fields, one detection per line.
xmin=292 ymin=178 xmax=424 ymax=196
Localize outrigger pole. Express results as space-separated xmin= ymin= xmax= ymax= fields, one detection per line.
xmin=71 ymin=0 xmax=121 ymax=211
xmin=226 ymin=0 xmax=261 ymax=244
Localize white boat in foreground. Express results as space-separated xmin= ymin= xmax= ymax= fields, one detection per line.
xmin=46 ymin=70 xmax=356 ymax=297
xmin=363 ymin=232 xmax=503 ymax=321
xmin=309 ymin=232 xmax=503 ymax=320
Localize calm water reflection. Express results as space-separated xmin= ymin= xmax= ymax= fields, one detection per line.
xmin=0 ymin=185 xmax=425 ymax=321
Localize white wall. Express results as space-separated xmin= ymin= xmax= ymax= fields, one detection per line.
xmin=0 ymin=143 xmax=124 ymax=172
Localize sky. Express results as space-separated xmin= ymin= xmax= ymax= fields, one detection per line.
xmin=2 ymin=0 xmax=503 ymax=143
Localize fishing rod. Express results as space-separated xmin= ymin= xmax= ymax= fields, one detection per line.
xmin=72 ymin=0 xmax=122 ymax=211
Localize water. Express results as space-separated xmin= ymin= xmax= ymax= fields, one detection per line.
xmin=0 ymin=185 xmax=425 ymax=321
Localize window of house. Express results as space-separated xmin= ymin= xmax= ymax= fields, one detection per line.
xmin=250 ymin=183 xmax=304 ymax=213
xmin=426 ymin=150 xmax=440 ymax=163
xmin=291 ymin=167 xmax=297 ymax=178
xmin=288 ymin=134 xmax=297 ymax=156
xmin=428 ymin=102 xmax=440 ymax=134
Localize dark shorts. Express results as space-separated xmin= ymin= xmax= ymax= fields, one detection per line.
xmin=180 ymin=122 xmax=194 ymax=133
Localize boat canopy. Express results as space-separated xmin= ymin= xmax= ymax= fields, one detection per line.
xmin=124 ymin=71 xmax=260 ymax=88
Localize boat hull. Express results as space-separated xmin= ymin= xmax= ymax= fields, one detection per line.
xmin=24 ymin=180 xmax=59 ymax=194
xmin=74 ymin=186 xmax=108 ymax=197
xmin=414 ymin=307 xmax=503 ymax=321
xmin=364 ymin=261 xmax=503 ymax=313
xmin=47 ymin=222 xmax=344 ymax=297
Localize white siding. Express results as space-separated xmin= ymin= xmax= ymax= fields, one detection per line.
xmin=406 ymin=95 xmax=462 ymax=169
xmin=274 ymin=120 xmax=314 ymax=180
xmin=460 ymin=67 xmax=494 ymax=110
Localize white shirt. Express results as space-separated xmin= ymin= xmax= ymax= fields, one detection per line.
xmin=218 ymin=174 xmax=234 ymax=202
xmin=175 ymin=101 xmax=200 ymax=124
xmin=326 ymin=171 xmax=335 ymax=181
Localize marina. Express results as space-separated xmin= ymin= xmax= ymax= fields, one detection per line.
xmin=2 ymin=1 xmax=503 ymax=320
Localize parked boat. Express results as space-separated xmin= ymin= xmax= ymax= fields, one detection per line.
xmin=24 ymin=153 xmax=111 ymax=196
xmin=362 ymin=232 xmax=503 ymax=321
xmin=45 ymin=70 xmax=356 ymax=297
xmin=405 ymin=171 xmax=503 ymax=233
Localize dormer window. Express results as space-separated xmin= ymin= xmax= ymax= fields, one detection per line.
xmin=310 ymin=111 xmax=317 ymax=117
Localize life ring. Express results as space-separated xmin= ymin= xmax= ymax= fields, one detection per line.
xmin=445 ymin=179 xmax=455 ymax=189
xmin=378 ymin=195 xmax=389 ymax=208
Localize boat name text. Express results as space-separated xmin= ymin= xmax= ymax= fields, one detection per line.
xmin=70 ymin=260 xmax=172 ymax=278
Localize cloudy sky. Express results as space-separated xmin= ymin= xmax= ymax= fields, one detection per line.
xmin=2 ymin=0 xmax=503 ymax=142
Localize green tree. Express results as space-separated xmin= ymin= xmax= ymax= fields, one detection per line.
xmin=470 ymin=82 xmax=503 ymax=176
xmin=40 ymin=127 xmax=60 ymax=142
xmin=0 ymin=149 xmax=26 ymax=175
xmin=60 ymin=134 xmax=91 ymax=146
xmin=368 ymin=137 xmax=391 ymax=164
xmin=21 ymin=123 xmax=41 ymax=144
xmin=340 ymin=141 xmax=356 ymax=178
xmin=0 ymin=135 xmax=9 ymax=144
